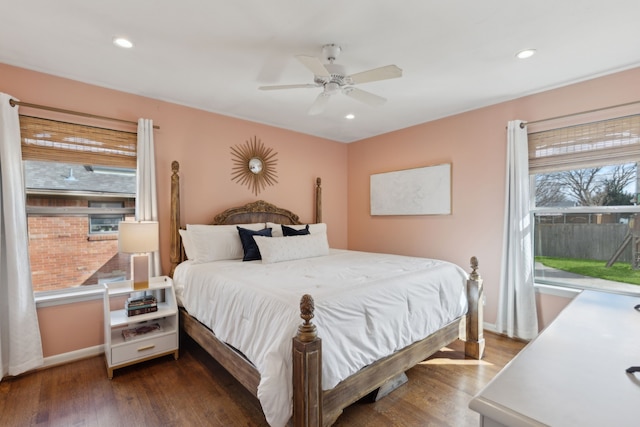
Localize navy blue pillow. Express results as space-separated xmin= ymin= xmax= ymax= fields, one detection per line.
xmin=237 ymin=227 xmax=272 ymax=261
xmin=282 ymin=224 xmax=310 ymax=236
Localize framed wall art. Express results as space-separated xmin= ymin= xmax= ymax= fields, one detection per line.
xmin=370 ymin=163 xmax=451 ymax=216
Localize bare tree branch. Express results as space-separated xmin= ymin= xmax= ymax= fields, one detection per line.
xmin=535 ymin=173 xmax=567 ymax=207
xmin=535 ymin=163 xmax=636 ymax=207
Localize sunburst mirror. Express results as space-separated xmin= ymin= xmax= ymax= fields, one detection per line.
xmin=231 ymin=136 xmax=278 ymax=196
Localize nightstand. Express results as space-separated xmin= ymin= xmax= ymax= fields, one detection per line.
xmin=103 ymin=275 xmax=179 ymax=379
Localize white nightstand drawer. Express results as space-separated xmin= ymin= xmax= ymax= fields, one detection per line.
xmin=111 ymin=332 xmax=177 ymax=365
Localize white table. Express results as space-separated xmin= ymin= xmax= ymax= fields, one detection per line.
xmin=469 ymin=290 xmax=640 ymax=427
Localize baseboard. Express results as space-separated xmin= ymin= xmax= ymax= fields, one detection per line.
xmin=42 ymin=344 xmax=104 ymax=369
xmin=483 ymin=322 xmax=497 ymax=333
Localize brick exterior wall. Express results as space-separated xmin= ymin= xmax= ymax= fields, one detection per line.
xmin=27 ymin=196 xmax=135 ymax=292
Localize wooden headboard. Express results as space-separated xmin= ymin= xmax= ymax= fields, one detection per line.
xmin=212 ymin=200 xmax=302 ymax=225
xmin=168 ymin=160 xmax=322 ymax=275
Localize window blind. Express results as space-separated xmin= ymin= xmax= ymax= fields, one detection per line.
xmin=20 ymin=116 xmax=137 ymax=168
xmin=528 ymin=114 xmax=640 ymax=174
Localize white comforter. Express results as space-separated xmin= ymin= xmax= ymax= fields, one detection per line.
xmin=173 ymin=249 xmax=468 ymax=427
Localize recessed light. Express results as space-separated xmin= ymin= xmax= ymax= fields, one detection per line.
xmin=345 ymin=114 xmax=355 ymax=120
xmin=516 ymin=49 xmax=536 ymax=59
xmin=113 ymin=37 xmax=134 ymax=49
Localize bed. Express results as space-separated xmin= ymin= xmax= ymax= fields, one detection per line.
xmin=167 ymin=161 xmax=484 ymax=427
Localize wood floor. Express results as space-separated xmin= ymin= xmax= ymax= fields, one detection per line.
xmin=0 ymin=332 xmax=525 ymax=426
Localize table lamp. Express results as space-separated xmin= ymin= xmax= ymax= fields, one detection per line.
xmin=118 ymin=220 xmax=159 ymax=290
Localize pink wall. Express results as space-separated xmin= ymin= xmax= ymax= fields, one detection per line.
xmin=535 ymin=292 xmax=576 ymax=330
xmin=37 ymin=300 xmax=104 ymax=356
xmin=0 ymin=63 xmax=348 ymax=357
xmin=347 ymin=66 xmax=640 ymax=328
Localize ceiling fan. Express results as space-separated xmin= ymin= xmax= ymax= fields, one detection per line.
xmin=258 ymin=44 xmax=403 ymax=115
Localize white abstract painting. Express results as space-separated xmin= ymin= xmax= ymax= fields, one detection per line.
xmin=370 ymin=163 xmax=451 ymax=215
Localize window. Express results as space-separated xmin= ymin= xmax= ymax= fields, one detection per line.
xmin=89 ymin=201 xmax=125 ymax=234
xmin=529 ymin=115 xmax=640 ymax=292
xmin=21 ymin=116 xmax=137 ymax=293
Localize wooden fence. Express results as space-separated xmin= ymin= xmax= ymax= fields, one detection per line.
xmin=535 ymin=223 xmax=631 ymax=263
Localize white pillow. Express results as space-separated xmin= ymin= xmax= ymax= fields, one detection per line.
xmin=186 ymin=223 xmax=265 ymax=262
xmin=179 ymin=229 xmax=196 ymax=260
xmin=267 ymin=222 xmax=327 ymax=238
xmin=254 ymin=233 xmax=329 ymax=264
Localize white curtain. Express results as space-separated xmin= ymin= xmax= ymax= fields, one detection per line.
xmin=496 ymin=120 xmax=539 ymax=340
xmin=0 ymin=93 xmax=43 ymax=378
xmin=136 ymin=118 xmax=160 ymax=276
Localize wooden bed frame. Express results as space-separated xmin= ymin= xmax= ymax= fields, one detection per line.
xmin=168 ymin=160 xmax=485 ymax=426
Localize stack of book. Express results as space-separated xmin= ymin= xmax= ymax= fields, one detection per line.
xmin=125 ymin=295 xmax=158 ymax=316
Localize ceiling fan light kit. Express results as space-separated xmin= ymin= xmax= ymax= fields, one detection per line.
xmin=259 ymin=44 xmax=402 ymax=115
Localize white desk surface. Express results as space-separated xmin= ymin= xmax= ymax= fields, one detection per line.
xmin=469 ymin=290 xmax=640 ymax=427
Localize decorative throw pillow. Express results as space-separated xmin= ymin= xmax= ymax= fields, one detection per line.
xmin=267 ymin=222 xmax=327 ymax=237
xmin=282 ymin=224 xmax=310 ymax=236
xmin=237 ymin=226 xmax=272 ymax=261
xmin=254 ymin=232 xmax=329 ymax=264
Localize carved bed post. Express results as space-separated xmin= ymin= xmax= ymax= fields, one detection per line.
xmin=315 ymin=177 xmax=322 ymax=224
xmin=465 ymin=256 xmax=485 ymax=359
xmin=169 ymin=161 xmax=181 ymax=277
xmin=293 ymin=294 xmax=322 ymax=427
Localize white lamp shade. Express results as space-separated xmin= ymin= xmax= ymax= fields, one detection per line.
xmin=118 ymin=221 xmax=159 ymax=253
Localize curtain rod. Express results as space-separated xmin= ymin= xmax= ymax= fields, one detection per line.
xmin=8 ymin=98 xmax=160 ymax=130
xmin=520 ymin=99 xmax=640 ymax=129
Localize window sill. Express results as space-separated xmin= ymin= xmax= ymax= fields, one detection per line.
xmin=534 ymin=283 xmax=581 ymax=298
xmin=35 ymin=286 xmax=104 ymax=308
xmin=535 ymin=281 xmax=640 ymax=298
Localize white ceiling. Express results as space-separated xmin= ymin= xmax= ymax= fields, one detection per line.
xmin=2 ymin=0 xmax=640 ymax=143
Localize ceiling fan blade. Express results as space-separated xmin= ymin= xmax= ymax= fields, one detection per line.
xmin=308 ymin=93 xmax=331 ymax=115
xmin=295 ymin=55 xmax=331 ymax=78
xmin=348 ymin=64 xmax=403 ymax=85
xmin=258 ymin=83 xmax=319 ymax=91
xmin=343 ymin=87 xmax=387 ymax=106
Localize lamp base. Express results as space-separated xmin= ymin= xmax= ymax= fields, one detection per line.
xmin=133 ymin=280 xmax=149 ymax=290
xmin=131 ymin=254 xmax=150 ymax=290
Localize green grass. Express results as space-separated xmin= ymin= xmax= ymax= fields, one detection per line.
xmin=536 ymin=256 xmax=640 ymax=286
